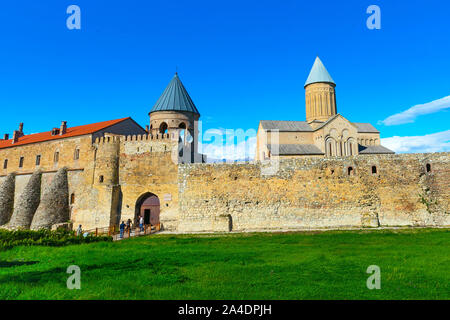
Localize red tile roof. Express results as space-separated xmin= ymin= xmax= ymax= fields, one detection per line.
xmin=0 ymin=117 xmax=130 ymax=150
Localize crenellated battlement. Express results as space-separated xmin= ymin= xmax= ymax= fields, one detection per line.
xmin=123 ymin=133 xmax=176 ymax=142
xmin=94 ymin=135 xmax=121 ymax=144
xmin=94 ymin=133 xmax=177 ymax=146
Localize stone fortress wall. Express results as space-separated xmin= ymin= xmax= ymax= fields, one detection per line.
xmin=177 ymin=153 xmax=450 ymax=232
xmin=0 ymin=133 xmax=180 ymax=231
xmin=1 ymin=133 xmax=449 ymax=232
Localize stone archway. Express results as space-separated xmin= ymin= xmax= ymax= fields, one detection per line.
xmin=135 ymin=193 xmax=160 ymax=226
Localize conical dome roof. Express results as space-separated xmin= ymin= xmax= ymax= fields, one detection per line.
xmin=304 ymin=57 xmax=335 ymax=87
xmin=150 ymin=73 xmax=200 ymax=115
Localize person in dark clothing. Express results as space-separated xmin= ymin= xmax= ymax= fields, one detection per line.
xmin=119 ymin=221 xmax=126 ymax=239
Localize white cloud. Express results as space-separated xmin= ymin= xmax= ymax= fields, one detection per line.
xmin=379 ymin=95 xmax=450 ymax=126
xmin=381 ymin=130 xmax=450 ymax=153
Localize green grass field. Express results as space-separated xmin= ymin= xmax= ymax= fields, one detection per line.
xmin=0 ymin=228 xmax=449 ymax=300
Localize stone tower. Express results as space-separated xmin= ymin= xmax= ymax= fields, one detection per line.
xmin=149 ymin=73 xmax=201 ymax=162
xmin=304 ymin=57 xmax=337 ymax=123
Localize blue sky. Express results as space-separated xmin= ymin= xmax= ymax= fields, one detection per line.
xmin=0 ymin=0 xmax=449 ymax=159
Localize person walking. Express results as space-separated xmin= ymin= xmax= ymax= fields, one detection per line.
xmin=76 ymin=224 xmax=82 ymax=236
xmin=126 ymin=219 xmax=131 ymax=231
xmin=119 ymin=221 xmax=126 ymax=239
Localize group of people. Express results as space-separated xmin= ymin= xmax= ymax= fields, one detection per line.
xmin=76 ymin=216 xmax=149 ymax=240
xmin=119 ymin=216 xmax=145 ymax=239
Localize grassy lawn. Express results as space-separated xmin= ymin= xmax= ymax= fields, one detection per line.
xmin=0 ymin=228 xmax=449 ymax=300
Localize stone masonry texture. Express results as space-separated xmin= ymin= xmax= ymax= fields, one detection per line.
xmin=31 ymin=168 xmax=70 ymax=230
xmin=0 ymin=173 xmax=15 ymax=225
xmin=178 ymin=153 xmax=449 ymax=232
xmin=8 ymin=170 xmax=42 ymax=229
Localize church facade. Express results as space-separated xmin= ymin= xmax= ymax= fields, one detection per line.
xmin=256 ymin=57 xmax=394 ymax=160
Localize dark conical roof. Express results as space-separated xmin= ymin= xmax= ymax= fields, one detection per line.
xmin=150 ymin=73 xmax=200 ymax=115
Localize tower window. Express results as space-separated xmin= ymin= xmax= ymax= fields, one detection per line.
xmin=19 ymin=157 xmax=24 ymax=168
xmin=36 ymin=155 xmax=41 ymax=166
xmin=372 ymin=166 xmax=377 ymax=174
xmin=74 ymin=148 xmax=80 ymax=160
xmin=159 ymin=122 xmax=168 ymax=134
xmin=3 ymin=159 xmax=7 ymax=169
xmin=348 ymin=166 xmax=354 ymax=176
xmin=426 ymin=163 xmax=431 ymax=173
xmin=54 ymin=152 xmax=59 ymax=163
xmin=99 ymin=175 xmax=104 ymax=183
xmin=70 ymin=193 xmax=75 ymax=204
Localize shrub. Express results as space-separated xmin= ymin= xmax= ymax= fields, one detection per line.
xmin=0 ymin=228 xmax=112 ymax=251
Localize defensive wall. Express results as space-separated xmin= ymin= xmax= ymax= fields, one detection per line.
xmin=177 ymin=153 xmax=449 ymax=232
xmin=1 ymin=132 xmax=449 ymax=232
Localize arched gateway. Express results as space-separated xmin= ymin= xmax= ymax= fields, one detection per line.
xmin=135 ymin=193 xmax=160 ymax=226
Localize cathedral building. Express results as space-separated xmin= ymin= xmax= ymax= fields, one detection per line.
xmin=255 ymin=57 xmax=394 ymax=160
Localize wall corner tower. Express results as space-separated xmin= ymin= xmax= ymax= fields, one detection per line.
xmin=149 ymin=73 xmax=203 ymax=163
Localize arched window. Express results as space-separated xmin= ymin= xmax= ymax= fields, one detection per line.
xmin=178 ymin=123 xmax=186 ymax=144
xmin=74 ymin=148 xmax=80 ymax=160
xmin=326 ymin=138 xmax=335 ymax=156
xmin=70 ymin=193 xmax=75 ymax=204
xmin=372 ymin=166 xmax=377 ymax=174
xmin=349 ymin=142 xmax=353 ymax=156
xmin=159 ymin=122 xmax=168 ymax=134
xmin=54 ymin=151 xmax=59 ymax=163
xmin=426 ymin=163 xmax=431 ymax=173
xmin=3 ymin=159 xmax=7 ymax=169
xmin=348 ymin=166 xmax=354 ymax=176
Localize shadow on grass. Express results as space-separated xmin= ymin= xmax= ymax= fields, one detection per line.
xmin=0 ymin=257 xmax=190 ymax=287
xmin=0 ymin=260 xmax=39 ymax=268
